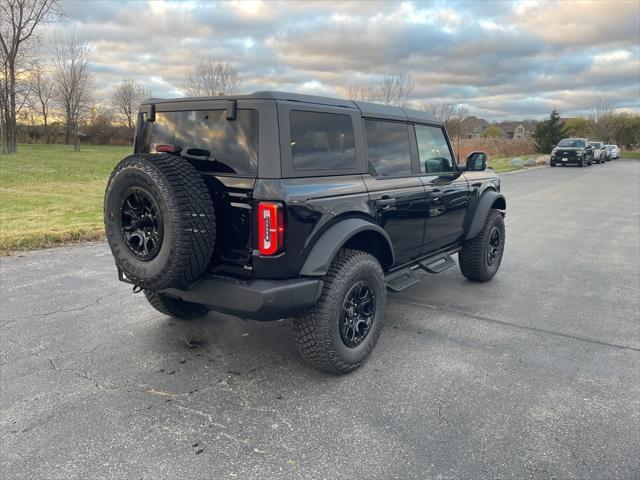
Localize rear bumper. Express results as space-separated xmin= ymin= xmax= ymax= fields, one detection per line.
xmin=160 ymin=274 xmax=323 ymax=321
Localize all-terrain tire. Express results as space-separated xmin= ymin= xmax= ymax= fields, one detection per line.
xmin=104 ymin=154 xmax=215 ymax=290
xmin=144 ymin=290 xmax=209 ymax=319
xmin=293 ymin=249 xmax=386 ymax=374
xmin=459 ymin=209 xmax=505 ymax=282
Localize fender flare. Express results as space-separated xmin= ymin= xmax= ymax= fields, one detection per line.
xmin=299 ymin=218 xmax=395 ymax=276
xmin=465 ymin=191 xmax=506 ymax=240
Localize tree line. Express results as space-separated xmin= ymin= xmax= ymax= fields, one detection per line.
xmin=0 ymin=0 xmax=242 ymax=154
xmin=533 ymin=101 xmax=640 ymax=154
xmin=2 ymin=0 xmax=638 ymax=155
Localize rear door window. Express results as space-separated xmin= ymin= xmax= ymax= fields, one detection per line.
xmin=415 ymin=124 xmax=454 ymax=174
xmin=144 ymin=109 xmax=259 ymax=176
xmin=364 ymin=119 xmax=412 ymax=177
xmin=289 ymin=110 xmax=356 ymax=171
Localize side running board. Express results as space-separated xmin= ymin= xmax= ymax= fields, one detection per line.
xmin=385 ymin=252 xmax=457 ymax=292
xmin=419 ymin=254 xmax=456 ymax=274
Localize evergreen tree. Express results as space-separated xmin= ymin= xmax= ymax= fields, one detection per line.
xmin=534 ymin=110 xmax=566 ymax=153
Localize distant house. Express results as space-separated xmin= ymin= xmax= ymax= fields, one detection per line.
xmin=461 ymin=116 xmax=490 ymax=139
xmin=459 ymin=117 xmax=538 ymax=140
xmin=495 ymin=120 xmax=537 ymax=139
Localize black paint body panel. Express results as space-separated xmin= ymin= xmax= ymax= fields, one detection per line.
xmin=133 ymin=92 xmax=506 ymax=318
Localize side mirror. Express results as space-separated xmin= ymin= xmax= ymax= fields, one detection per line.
xmin=466 ymin=151 xmax=487 ymax=171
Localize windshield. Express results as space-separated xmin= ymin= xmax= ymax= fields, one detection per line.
xmin=136 ymin=109 xmax=259 ymax=176
xmin=557 ymin=139 xmax=585 ymax=148
xmin=589 ymin=142 xmax=602 ymax=148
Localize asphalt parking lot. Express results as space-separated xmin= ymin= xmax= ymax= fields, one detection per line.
xmin=1 ymin=161 xmax=639 ymax=480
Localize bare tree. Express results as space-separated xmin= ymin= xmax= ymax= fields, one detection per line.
xmin=379 ymin=70 xmax=415 ymax=107
xmin=52 ymin=30 xmax=93 ymax=151
xmin=112 ymin=78 xmax=150 ymax=129
xmin=444 ymin=105 xmax=468 ymax=162
xmin=348 ymin=70 xmax=415 ymax=107
xmin=590 ymin=97 xmax=616 ymax=142
xmin=348 ymin=83 xmax=378 ymax=102
xmin=184 ymin=58 xmax=240 ymax=97
xmin=28 ymin=59 xmax=54 ymax=132
xmin=0 ymin=0 xmax=61 ymax=154
xmin=422 ymin=102 xmax=456 ymax=123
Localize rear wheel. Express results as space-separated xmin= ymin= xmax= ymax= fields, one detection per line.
xmin=144 ymin=290 xmax=209 ymax=319
xmin=459 ymin=209 xmax=505 ymax=282
xmin=294 ymin=249 xmax=386 ymax=374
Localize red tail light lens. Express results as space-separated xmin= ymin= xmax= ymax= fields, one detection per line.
xmin=155 ymin=144 xmax=176 ymax=153
xmin=258 ymin=202 xmax=284 ymax=255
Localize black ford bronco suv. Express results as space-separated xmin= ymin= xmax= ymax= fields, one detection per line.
xmin=104 ymin=92 xmax=506 ymax=374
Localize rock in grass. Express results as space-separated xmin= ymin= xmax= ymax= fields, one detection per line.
xmin=524 ymin=158 xmax=536 ymax=166
xmin=510 ymin=157 xmax=524 ymax=167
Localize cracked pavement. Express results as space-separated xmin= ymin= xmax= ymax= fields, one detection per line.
xmin=1 ymin=162 xmax=639 ymax=479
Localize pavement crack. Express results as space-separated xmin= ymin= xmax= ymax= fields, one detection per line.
xmin=390 ymin=297 xmax=640 ymax=353
xmin=4 ymin=290 xmax=121 ymax=326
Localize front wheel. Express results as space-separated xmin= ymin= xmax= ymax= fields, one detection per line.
xmin=459 ymin=209 xmax=505 ymax=282
xmin=294 ymin=249 xmax=386 ymax=374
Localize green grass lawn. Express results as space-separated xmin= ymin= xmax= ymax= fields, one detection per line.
xmin=0 ymin=144 xmax=552 ymax=254
xmin=0 ymin=144 xmax=130 ymax=254
xmin=620 ymin=150 xmax=640 ymax=160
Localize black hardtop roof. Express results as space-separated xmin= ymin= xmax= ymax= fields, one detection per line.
xmin=142 ymin=90 xmax=441 ymax=125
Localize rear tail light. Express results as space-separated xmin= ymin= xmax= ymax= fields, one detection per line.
xmin=258 ymin=202 xmax=284 ymax=256
xmin=155 ymin=144 xmax=177 ymax=153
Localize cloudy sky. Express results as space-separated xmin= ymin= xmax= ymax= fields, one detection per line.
xmin=42 ymin=0 xmax=640 ymax=120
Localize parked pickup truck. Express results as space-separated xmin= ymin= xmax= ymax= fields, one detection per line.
xmin=104 ymin=91 xmax=506 ymax=373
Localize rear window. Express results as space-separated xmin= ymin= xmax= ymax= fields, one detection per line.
xmin=365 ymin=119 xmax=412 ymax=177
xmin=140 ymin=109 xmax=258 ymax=176
xmin=289 ymin=110 xmax=356 ymax=171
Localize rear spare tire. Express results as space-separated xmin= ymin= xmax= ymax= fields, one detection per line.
xmin=104 ymin=153 xmax=216 ymax=290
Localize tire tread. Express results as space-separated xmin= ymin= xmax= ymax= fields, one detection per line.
xmin=293 ymin=249 xmax=385 ymax=374
xmin=459 ymin=209 xmax=505 ymax=282
xmin=104 ymin=154 xmax=216 ymax=290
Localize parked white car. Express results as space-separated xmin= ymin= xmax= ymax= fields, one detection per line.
xmin=589 ymin=141 xmax=608 ymax=163
xmin=605 ymin=144 xmax=620 ymax=160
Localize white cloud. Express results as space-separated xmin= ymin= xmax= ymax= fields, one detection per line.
xmin=51 ymin=0 xmax=640 ymax=120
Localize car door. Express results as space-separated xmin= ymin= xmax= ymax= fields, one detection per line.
xmin=414 ymin=123 xmax=470 ymax=252
xmin=362 ymin=118 xmax=427 ymax=264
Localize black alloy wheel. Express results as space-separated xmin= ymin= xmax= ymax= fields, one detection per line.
xmin=121 ymin=188 xmax=163 ymax=260
xmin=487 ymin=226 xmax=501 ymax=266
xmin=340 ymin=281 xmax=376 ymax=348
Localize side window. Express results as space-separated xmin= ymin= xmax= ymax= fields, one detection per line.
xmin=289 ymin=110 xmax=356 ymax=171
xmin=364 ymin=119 xmax=412 ymax=177
xmin=415 ymin=124 xmax=454 ymax=174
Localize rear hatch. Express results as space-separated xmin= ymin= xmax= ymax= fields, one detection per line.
xmin=135 ymin=106 xmax=259 ymax=276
